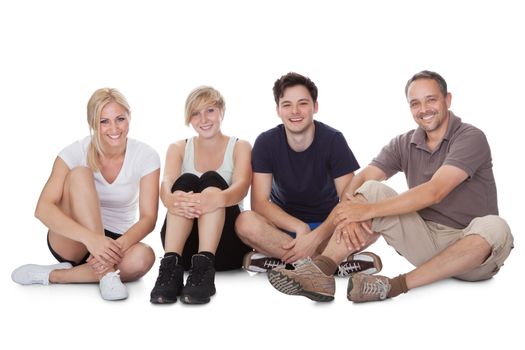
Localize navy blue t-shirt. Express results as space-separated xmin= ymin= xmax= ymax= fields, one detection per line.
xmin=252 ymin=120 xmax=360 ymax=222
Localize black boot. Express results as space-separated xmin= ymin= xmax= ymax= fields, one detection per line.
xmin=150 ymin=254 xmax=184 ymax=304
xmin=181 ymin=253 xmax=216 ymax=304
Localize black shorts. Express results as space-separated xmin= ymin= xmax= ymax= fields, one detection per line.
xmin=47 ymin=229 xmax=121 ymax=266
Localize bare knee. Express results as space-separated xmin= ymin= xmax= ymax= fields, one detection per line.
xmin=66 ymin=166 xmax=94 ymax=186
xmin=235 ymin=211 xmax=262 ymax=241
xmin=119 ymin=243 xmax=155 ymax=282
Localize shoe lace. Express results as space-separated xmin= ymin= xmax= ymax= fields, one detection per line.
xmin=292 ymin=258 xmax=312 ymax=269
xmin=155 ymin=258 xmax=177 ymax=286
xmin=263 ymin=258 xmax=286 ymax=269
xmin=362 ymin=277 xmax=389 ymax=300
xmin=337 ymin=262 xmax=362 ymax=277
xmin=102 ymin=270 xmax=122 ymax=286
xmin=186 ymin=263 xmax=207 ymax=287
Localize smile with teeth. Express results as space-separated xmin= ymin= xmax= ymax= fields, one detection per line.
xmin=108 ymin=134 xmax=121 ymax=139
xmin=289 ymin=117 xmax=303 ymax=122
xmin=420 ymin=113 xmax=435 ymax=121
xmin=200 ymin=124 xmax=212 ymax=130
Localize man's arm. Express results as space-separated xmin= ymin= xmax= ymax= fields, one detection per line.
xmin=308 ymin=172 xmax=355 ymax=242
xmin=251 ymin=172 xmax=309 ymax=234
xmin=335 ymin=165 xmax=469 ymax=225
xmin=282 ymin=172 xmax=355 ymax=262
xmin=344 ymin=165 xmax=388 ymax=197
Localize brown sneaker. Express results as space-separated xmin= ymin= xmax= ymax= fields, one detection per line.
xmin=337 ymin=251 xmax=382 ymax=277
xmin=267 ymin=259 xmax=335 ymax=302
xmin=347 ymin=273 xmax=391 ymax=302
xmin=242 ymin=251 xmax=286 ymax=273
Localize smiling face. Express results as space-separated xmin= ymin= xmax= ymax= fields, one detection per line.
xmin=98 ymin=101 xmax=130 ymax=150
xmin=189 ymin=104 xmax=223 ymax=138
xmin=276 ymin=85 xmax=318 ymax=135
xmin=407 ymin=78 xmax=451 ymax=136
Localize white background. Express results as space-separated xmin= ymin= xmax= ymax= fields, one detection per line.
xmin=1 ymin=1 xmax=523 ymax=349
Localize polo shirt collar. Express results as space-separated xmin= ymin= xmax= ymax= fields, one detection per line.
xmin=410 ymin=111 xmax=462 ymax=150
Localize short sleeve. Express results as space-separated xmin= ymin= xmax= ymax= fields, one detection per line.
xmin=370 ymin=135 xmax=403 ymax=179
xmin=329 ymin=132 xmax=360 ymax=178
xmin=137 ymin=142 xmax=161 ymax=178
xmin=57 ymin=137 xmax=89 ymax=169
xmin=444 ymin=128 xmax=491 ymax=178
xmin=252 ymin=132 xmax=273 ymax=173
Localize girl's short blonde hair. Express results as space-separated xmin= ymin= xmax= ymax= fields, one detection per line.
xmin=184 ymin=86 xmax=225 ymax=125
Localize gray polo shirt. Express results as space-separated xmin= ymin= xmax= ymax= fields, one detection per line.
xmin=371 ymin=111 xmax=498 ymax=229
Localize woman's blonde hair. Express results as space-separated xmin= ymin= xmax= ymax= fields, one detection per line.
xmin=184 ymin=86 xmax=225 ymax=125
xmin=86 ymin=88 xmax=130 ymax=171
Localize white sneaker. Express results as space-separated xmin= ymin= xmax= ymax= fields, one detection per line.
xmin=11 ymin=262 xmax=72 ymax=285
xmin=99 ymin=270 xmax=128 ymax=301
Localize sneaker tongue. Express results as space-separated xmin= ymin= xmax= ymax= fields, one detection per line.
xmin=192 ymin=254 xmax=210 ymax=266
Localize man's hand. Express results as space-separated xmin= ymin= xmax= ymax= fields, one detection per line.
xmin=281 ymin=224 xmax=320 ymax=263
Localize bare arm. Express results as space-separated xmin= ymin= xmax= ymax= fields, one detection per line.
xmin=306 ymin=172 xmax=355 ymax=242
xmin=117 ymin=169 xmax=160 ymax=252
xmin=35 ymin=157 xmax=122 ymax=266
xmin=344 ymin=165 xmax=387 ymax=196
xmin=251 ymin=172 xmax=309 ymax=234
xmin=160 ymin=141 xmax=185 ymax=208
xmin=335 ymin=165 xmax=469 ymax=225
xmin=192 ymin=140 xmax=252 ymax=213
xmin=282 ymin=172 xmax=355 ymax=263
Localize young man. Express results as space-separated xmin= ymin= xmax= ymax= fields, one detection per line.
xmin=235 ymin=72 xmax=382 ymax=287
xmin=268 ymin=70 xmax=513 ymax=302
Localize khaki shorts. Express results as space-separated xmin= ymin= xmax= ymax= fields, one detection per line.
xmin=356 ymin=180 xmax=514 ymax=281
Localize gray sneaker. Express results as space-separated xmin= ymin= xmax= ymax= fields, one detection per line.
xmin=11 ymin=262 xmax=72 ymax=285
xmin=337 ymin=252 xmax=382 ymax=277
xmin=99 ymin=270 xmax=128 ymax=301
xmin=347 ymin=273 xmax=391 ymax=303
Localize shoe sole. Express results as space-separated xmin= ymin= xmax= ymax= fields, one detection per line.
xmin=150 ymin=296 xmax=177 ymax=304
xmin=268 ymin=270 xmax=334 ymax=302
xmin=180 ymin=287 xmax=216 ymax=305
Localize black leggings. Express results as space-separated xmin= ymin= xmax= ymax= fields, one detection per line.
xmin=160 ymin=171 xmax=251 ymax=271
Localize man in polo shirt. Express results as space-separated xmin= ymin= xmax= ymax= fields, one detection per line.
xmin=267 ymin=70 xmax=514 ymax=302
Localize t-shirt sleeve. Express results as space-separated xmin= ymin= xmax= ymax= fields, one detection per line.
xmin=57 ymin=140 xmax=86 ymax=169
xmin=138 ymin=143 xmax=161 ymax=178
xmin=370 ymin=135 xmax=403 ymax=179
xmin=329 ymin=132 xmax=360 ymax=178
xmin=252 ymin=132 xmax=273 ymax=173
xmin=444 ymin=128 xmax=491 ymax=178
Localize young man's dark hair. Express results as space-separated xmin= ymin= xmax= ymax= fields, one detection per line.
xmin=273 ymin=72 xmax=318 ymax=105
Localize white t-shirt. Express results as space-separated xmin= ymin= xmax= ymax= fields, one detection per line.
xmin=58 ymin=136 xmax=160 ymax=234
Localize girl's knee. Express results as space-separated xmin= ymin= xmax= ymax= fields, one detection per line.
xmin=119 ymin=243 xmax=155 ymax=281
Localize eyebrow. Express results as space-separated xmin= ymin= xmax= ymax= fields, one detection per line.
xmin=409 ymin=94 xmax=438 ymax=103
xmin=280 ymin=98 xmax=311 ymax=105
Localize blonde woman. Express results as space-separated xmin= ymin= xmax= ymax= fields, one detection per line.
xmin=11 ymin=88 xmax=160 ymax=301
xmin=150 ymin=86 xmax=251 ymax=305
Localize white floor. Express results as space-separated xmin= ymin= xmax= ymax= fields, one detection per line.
xmin=3 ymin=233 xmax=521 ymax=350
